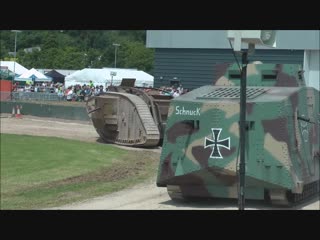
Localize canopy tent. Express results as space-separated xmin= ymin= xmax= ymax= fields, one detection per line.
xmin=44 ymin=69 xmax=65 ymax=83
xmin=14 ymin=68 xmax=52 ymax=82
xmin=0 ymin=61 xmax=28 ymax=76
xmin=64 ymin=68 xmax=154 ymax=88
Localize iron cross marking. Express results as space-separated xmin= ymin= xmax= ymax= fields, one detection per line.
xmin=204 ymin=128 xmax=230 ymax=159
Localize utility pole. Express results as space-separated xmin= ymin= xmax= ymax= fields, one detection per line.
xmin=227 ymin=30 xmax=277 ymax=210
xmin=113 ymin=43 xmax=120 ymax=68
xmin=238 ymin=51 xmax=248 ymax=210
xmin=110 ymin=71 xmax=117 ymax=86
xmin=11 ymin=30 xmax=22 ymax=82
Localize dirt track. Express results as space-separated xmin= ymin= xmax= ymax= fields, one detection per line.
xmin=1 ymin=114 xmax=99 ymax=143
xmin=1 ymin=114 xmax=319 ymax=210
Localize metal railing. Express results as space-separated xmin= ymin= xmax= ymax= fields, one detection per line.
xmin=13 ymin=92 xmax=62 ymax=101
xmin=1 ymin=91 xmax=64 ymax=101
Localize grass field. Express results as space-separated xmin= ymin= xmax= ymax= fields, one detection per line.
xmin=0 ymin=133 xmax=160 ymax=209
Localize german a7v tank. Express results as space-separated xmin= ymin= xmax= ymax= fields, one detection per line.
xmin=157 ymin=63 xmax=319 ymax=206
xmin=86 ymin=79 xmax=173 ymax=147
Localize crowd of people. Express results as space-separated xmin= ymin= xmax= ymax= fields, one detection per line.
xmin=12 ymin=80 xmax=107 ymax=102
xmin=11 ymin=81 xmax=189 ymax=101
xmin=64 ymin=84 xmax=107 ymax=101
xmin=158 ymin=84 xmax=188 ymax=97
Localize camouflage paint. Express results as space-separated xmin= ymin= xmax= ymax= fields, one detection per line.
xmin=157 ymin=63 xmax=319 ymax=200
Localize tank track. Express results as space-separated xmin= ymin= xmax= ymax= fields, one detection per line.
xmin=167 ymin=185 xmax=184 ymax=200
xmin=166 ymin=185 xmax=195 ymax=201
xmin=167 ymin=181 xmax=319 ymax=208
xmin=89 ymin=92 xmax=160 ymax=147
xmin=269 ymin=180 xmax=320 ymax=207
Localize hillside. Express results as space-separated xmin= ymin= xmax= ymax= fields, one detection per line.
xmin=0 ymin=30 xmax=154 ymax=73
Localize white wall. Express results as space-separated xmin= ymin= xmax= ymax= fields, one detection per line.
xmin=304 ymin=50 xmax=319 ymax=90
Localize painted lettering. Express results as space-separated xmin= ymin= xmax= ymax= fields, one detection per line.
xmin=175 ymin=106 xmax=201 ymax=116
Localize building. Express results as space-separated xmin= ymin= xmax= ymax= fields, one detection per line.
xmin=23 ymin=47 xmax=41 ymax=53
xmin=146 ymin=30 xmax=319 ymax=90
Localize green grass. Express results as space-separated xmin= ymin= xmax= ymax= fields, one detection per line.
xmin=0 ymin=133 xmax=160 ymax=209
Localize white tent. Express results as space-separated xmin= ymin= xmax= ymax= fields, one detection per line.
xmin=64 ymin=68 xmax=154 ymax=88
xmin=14 ymin=68 xmax=52 ymax=82
xmin=0 ymin=61 xmax=28 ymax=75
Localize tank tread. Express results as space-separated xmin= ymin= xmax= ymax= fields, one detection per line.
xmin=109 ymin=92 xmax=160 ymax=147
xmin=270 ymin=180 xmax=320 ymax=207
xmin=290 ymin=180 xmax=320 ymax=207
xmin=167 ymin=185 xmax=185 ymax=201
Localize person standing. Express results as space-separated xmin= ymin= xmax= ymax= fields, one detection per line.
xmin=177 ymin=84 xmax=183 ymax=94
xmin=66 ymin=87 xmax=73 ymax=101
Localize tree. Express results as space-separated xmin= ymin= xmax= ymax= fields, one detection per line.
xmin=121 ymin=41 xmax=154 ymax=73
xmin=0 ymin=30 xmax=154 ymax=72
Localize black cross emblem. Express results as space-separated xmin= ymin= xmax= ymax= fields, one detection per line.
xmin=204 ymin=128 xmax=230 ymax=159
